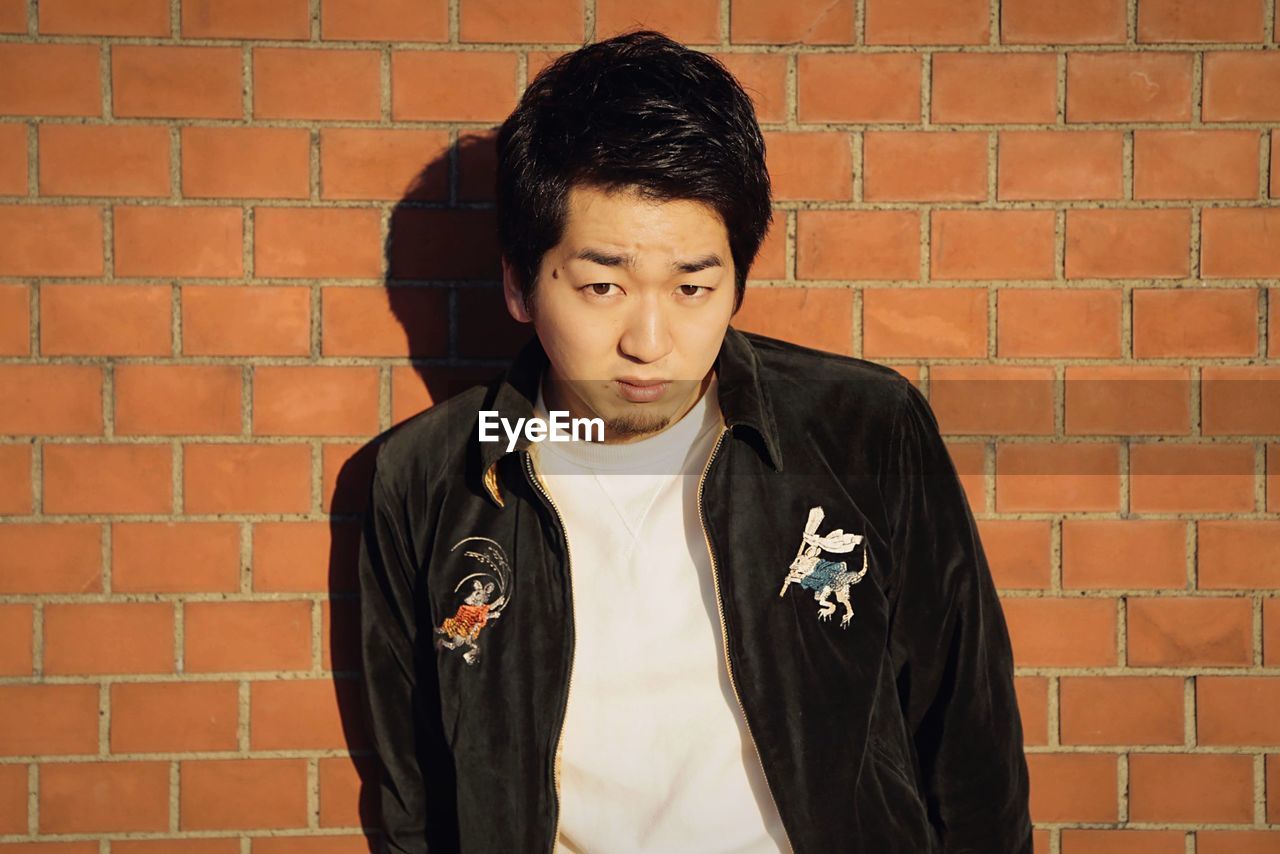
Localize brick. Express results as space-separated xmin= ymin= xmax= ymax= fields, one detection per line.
xmin=253 ymin=521 xmax=359 ymax=593
xmin=1138 ymin=0 xmax=1265 ymax=43
xmin=998 ymin=288 xmax=1122 ymax=357
xmin=320 ymin=0 xmax=447 ymax=41
xmin=182 ymin=0 xmax=310 ymax=38
xmin=1198 ymin=520 xmax=1280 ymax=588
xmin=321 ymin=285 xmax=448 ymax=357
xmin=1061 ymin=676 xmax=1184 ymax=745
xmin=0 ymin=604 xmax=33 ymax=675
xmin=1134 ymin=130 xmax=1261 ymax=200
xmin=0 ymin=523 xmax=101 ymax=594
xmin=930 ymin=365 xmax=1056 ymax=434
xmin=730 ymin=0 xmax=854 ymax=44
xmin=112 ymin=46 xmax=242 ymax=120
xmin=182 ymin=285 xmax=311 ymax=356
xmin=0 ymin=205 xmax=103 ymax=276
xmin=253 ymin=207 xmax=382 ymax=279
xmin=183 ymin=443 xmax=312 ymax=514
xmin=111 ymin=521 xmax=241 ymax=593
xmin=865 ymin=285 xmax=983 ymax=355
xmin=995 ymin=443 xmax=1122 ymax=511
xmin=1027 ymin=753 xmax=1118 ymax=823
xmin=181 ymin=127 xmax=310 ymax=200
xmin=251 ymin=680 xmax=364 ymax=749
xmin=0 ymin=283 xmax=28 ymax=356
xmin=1204 ymin=51 xmax=1280 ymax=120
xmin=1066 ymin=209 xmax=1191 ymax=279
xmin=40 ymin=0 xmax=168 ymax=35
xmin=1001 ymin=0 xmax=1126 ymax=44
xmin=184 ymin=600 xmax=312 ymax=673
xmin=317 ymin=756 xmax=373 ymax=829
xmin=0 ymin=365 xmax=102 ymax=436
xmin=38 ymin=124 xmax=169 ymax=198
xmin=320 ymin=128 xmax=449 ymax=201
xmin=0 ymin=0 xmax=25 ymax=31
xmin=597 ymin=0 xmax=720 ymax=44
xmin=460 ymin=0 xmax=583 ymax=42
xmin=796 ymin=53 xmax=920 ymax=123
xmin=252 ymin=366 xmax=379 ymax=436
xmin=320 ymin=596 xmax=361 ymax=672
xmin=253 ymin=48 xmax=381 ymax=120
xmin=1129 ymin=753 xmax=1254 ymax=823
xmin=44 ymin=602 xmax=173 ymax=675
xmin=437 ymin=284 xmax=524 ymax=352
xmin=43 ymin=444 xmax=172 ymax=515
xmin=321 ymin=441 xmax=371 ymax=515
xmin=391 ymin=368 xmax=494 ymax=422
xmin=863 ymin=131 xmax=987 ymax=201
xmin=932 ymin=53 xmax=1057 ymax=124
xmin=997 ymin=131 xmax=1123 ymax=201
xmin=1273 ymin=132 xmax=1279 ymax=199
xmin=39 ymin=762 xmax=169 ymax=833
xmin=865 ymin=0 xmax=987 ymax=44
xmin=115 ymin=206 xmax=243 ymax=279
xmin=180 ymin=759 xmax=308 ymax=830
xmin=0 ymin=122 xmax=26 ymax=195
xmin=0 ymin=43 xmax=101 ymax=116
xmin=110 ymin=682 xmax=239 ymax=753
xmin=1271 ymin=443 xmax=1280 ymax=512
xmin=763 ymin=131 xmax=852 ymax=200
xmin=930 ymin=210 xmax=1055 ymax=280
xmin=731 ymin=288 xmax=852 ymax=355
xmin=1067 ymin=52 xmax=1194 ymax=122
xmin=1001 ymin=597 xmax=1118 ymax=666
xmin=1199 ymin=830 xmax=1280 ymax=854
xmin=979 ymin=521 xmax=1051 ymax=589
xmin=1202 ymin=208 xmax=1280 ymax=278
xmin=386 ymin=207 xmax=500 ymax=280
xmin=0 ymin=684 xmax=98 ymax=755
xmin=1198 ymin=676 xmax=1280 ymax=744
xmin=392 ymin=51 xmax=518 ymax=121
xmin=1064 ymin=365 xmax=1192 ymax=435
xmin=714 ymin=53 xmax=788 ymax=124
xmin=1202 ymin=366 xmax=1280 ymax=435
xmin=1133 ymin=287 xmax=1258 ymax=357
xmin=796 ymin=210 xmax=919 ymax=281
xmin=1268 ymin=596 xmax=1280 ymax=663
xmin=115 ymin=364 xmax=242 ymax=436
xmin=1062 ymin=519 xmax=1188 ymax=589
xmin=1131 ymin=594 xmax=1249 ymax=665
xmin=0 ymin=443 xmax=32 ymax=515
xmin=1132 ymin=441 xmax=1256 ymax=512
xmin=40 ymin=284 xmax=171 ymax=356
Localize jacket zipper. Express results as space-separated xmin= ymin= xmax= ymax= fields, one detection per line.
xmin=697 ymin=426 xmax=793 ymax=852
xmin=523 ymin=449 xmax=576 ymax=854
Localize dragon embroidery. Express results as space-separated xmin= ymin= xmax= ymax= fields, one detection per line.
xmin=433 ymin=536 xmax=512 ymax=665
xmin=778 ymin=505 xmax=868 ymax=628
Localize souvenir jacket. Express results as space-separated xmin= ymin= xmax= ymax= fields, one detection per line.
xmin=357 ymin=325 xmax=1034 ymax=854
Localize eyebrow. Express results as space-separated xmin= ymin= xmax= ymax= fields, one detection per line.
xmin=572 ymin=247 xmax=725 ymax=275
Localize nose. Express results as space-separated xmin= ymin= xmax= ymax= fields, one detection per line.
xmin=617 ymin=293 xmax=673 ymax=365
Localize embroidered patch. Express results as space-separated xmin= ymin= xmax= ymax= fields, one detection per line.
xmin=433 ymin=536 xmax=512 ymax=665
xmin=778 ymin=505 xmax=869 ymax=629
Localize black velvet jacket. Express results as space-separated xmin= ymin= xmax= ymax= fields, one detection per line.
xmin=357 ymin=326 xmax=1033 ymax=853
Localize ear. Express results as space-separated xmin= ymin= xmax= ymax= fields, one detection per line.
xmin=501 ymin=255 xmax=533 ymax=324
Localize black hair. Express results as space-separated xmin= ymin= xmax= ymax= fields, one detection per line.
xmin=494 ymin=29 xmax=773 ymax=315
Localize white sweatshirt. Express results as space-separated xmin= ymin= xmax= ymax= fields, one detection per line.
xmin=530 ymin=373 xmax=789 ymax=853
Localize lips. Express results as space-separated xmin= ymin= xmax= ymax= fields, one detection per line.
xmin=615 ymin=378 xmax=670 ymax=403
xmin=617 ymin=378 xmax=668 ymax=387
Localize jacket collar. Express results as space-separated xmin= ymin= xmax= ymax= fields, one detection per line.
xmin=473 ymin=325 xmax=784 ymax=507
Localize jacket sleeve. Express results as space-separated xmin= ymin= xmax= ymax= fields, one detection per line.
xmin=881 ymin=379 xmax=1033 ymax=854
xmin=358 ymin=456 xmax=434 ymax=853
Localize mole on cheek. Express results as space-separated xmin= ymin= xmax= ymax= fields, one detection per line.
xmin=551 ymin=267 xmax=559 ymax=279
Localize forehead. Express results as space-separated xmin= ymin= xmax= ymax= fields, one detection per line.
xmin=560 ymin=184 xmax=729 ymax=253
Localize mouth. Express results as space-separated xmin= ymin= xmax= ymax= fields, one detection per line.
xmin=615 ymin=377 xmax=670 ymax=403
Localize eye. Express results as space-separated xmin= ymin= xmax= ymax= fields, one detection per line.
xmin=677 ymin=284 xmax=711 ymax=297
xmin=584 ymin=283 xmax=621 ymax=297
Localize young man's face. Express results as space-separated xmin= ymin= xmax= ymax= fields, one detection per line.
xmin=502 ymin=183 xmax=737 ymax=443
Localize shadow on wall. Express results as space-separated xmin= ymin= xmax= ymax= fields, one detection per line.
xmin=327 ymin=131 xmax=531 ymax=851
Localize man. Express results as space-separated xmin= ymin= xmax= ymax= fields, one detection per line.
xmin=358 ymin=29 xmax=1032 ymax=854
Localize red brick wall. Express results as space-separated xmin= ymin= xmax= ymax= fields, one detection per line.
xmin=2 ymin=0 xmax=1279 ymax=850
